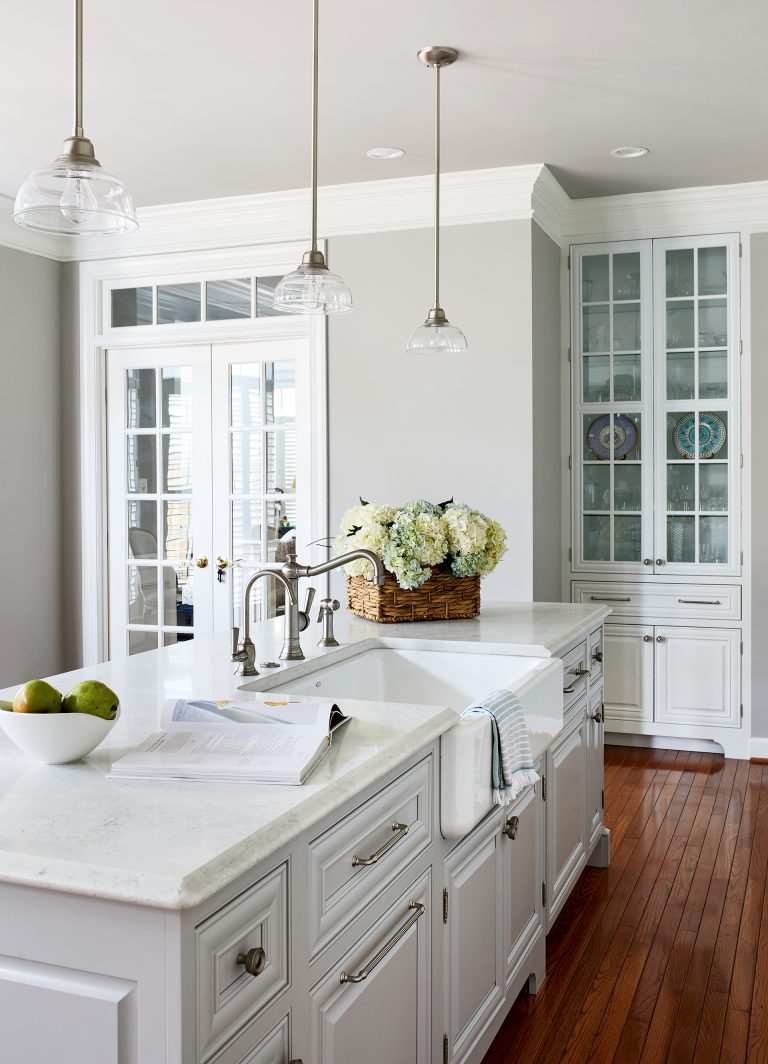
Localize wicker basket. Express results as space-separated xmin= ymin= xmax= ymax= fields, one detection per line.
xmin=347 ymin=569 xmax=480 ymax=623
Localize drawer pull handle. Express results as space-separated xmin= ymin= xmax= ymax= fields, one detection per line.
xmin=236 ymin=946 xmax=266 ymax=977
xmin=352 ymin=821 xmax=409 ymax=867
xmin=502 ymin=815 xmax=520 ymax=840
xmin=589 ymin=595 xmax=631 ymax=602
xmin=340 ymin=901 xmax=425 ymax=984
xmin=563 ymin=666 xmax=590 ymax=693
xmin=678 ymin=598 xmax=722 ymax=606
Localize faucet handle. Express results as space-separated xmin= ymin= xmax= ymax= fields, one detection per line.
xmin=303 ymin=587 xmax=316 ymax=616
xmin=231 ymin=626 xmax=241 ymax=660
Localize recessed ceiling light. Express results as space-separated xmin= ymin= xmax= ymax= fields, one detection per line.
xmin=610 ymin=146 xmax=650 ymax=159
xmin=366 ymin=147 xmax=406 ymax=160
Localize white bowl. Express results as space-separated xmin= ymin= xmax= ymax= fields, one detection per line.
xmin=0 ymin=710 xmax=118 ymax=764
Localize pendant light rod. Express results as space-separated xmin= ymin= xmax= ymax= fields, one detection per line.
xmin=310 ymin=0 xmax=319 ymax=252
xmin=433 ymin=62 xmax=441 ymax=310
xmin=74 ymin=0 xmax=84 ymax=137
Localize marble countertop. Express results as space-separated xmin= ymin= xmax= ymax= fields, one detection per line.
xmin=0 ymin=602 xmax=608 ymax=910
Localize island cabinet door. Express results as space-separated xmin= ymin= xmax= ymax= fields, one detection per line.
xmin=443 ymin=809 xmax=505 ymax=1064
xmin=501 ymin=769 xmax=544 ymax=987
xmin=546 ymin=700 xmax=588 ymax=930
xmin=308 ymin=871 xmax=431 ymax=1064
xmin=587 ymin=685 xmax=605 ymax=853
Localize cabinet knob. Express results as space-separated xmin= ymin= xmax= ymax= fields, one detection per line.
xmin=643 ymin=558 xmax=653 ymax=566
xmin=502 ymin=815 xmax=520 ymax=840
xmin=236 ymin=946 xmax=266 ymax=977
xmin=656 ymin=635 xmax=666 ymax=643
xmin=592 ymin=649 xmax=603 ymax=663
xmin=656 ymin=558 xmax=665 ymax=566
xmin=643 ymin=635 xmax=652 ymax=642
xmin=592 ymin=705 xmax=605 ymax=723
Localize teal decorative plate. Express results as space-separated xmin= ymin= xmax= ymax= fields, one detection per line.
xmin=673 ymin=412 xmax=726 ymax=459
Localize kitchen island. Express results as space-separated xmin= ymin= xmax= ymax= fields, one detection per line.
xmin=0 ymin=602 xmax=608 ymax=1064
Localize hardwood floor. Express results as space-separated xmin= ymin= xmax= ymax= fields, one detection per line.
xmin=482 ymin=745 xmax=768 ymax=1064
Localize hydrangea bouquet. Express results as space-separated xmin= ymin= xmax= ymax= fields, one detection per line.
xmin=335 ymin=498 xmax=507 ymax=590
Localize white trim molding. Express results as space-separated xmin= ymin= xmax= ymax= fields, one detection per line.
xmin=751 ymin=738 xmax=768 ymax=760
xmin=0 ymin=194 xmax=77 ymax=261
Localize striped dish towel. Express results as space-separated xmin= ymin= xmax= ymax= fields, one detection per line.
xmin=461 ymin=689 xmax=539 ymax=806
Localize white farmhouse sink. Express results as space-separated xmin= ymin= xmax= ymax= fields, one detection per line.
xmin=242 ymin=645 xmax=564 ymax=838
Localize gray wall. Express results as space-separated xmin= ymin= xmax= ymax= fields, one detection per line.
xmin=531 ymin=223 xmax=563 ymax=603
xmin=751 ymin=235 xmax=768 ymax=737
xmin=327 ymin=220 xmax=534 ymax=602
xmin=0 ymin=246 xmax=64 ymax=686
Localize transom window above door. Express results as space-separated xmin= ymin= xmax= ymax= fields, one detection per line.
xmin=110 ymin=275 xmax=284 ymax=328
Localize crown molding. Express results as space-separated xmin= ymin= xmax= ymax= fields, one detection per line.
xmin=563 ymin=178 xmax=768 ymax=243
xmin=531 ymin=165 xmax=570 ymax=245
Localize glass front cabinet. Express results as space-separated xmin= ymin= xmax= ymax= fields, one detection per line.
xmin=569 ymin=235 xmax=744 ymax=752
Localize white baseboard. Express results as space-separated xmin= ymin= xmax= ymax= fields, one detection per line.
xmin=750 ymin=737 xmax=768 ymax=759
xmin=605 ymin=732 xmax=725 ymax=755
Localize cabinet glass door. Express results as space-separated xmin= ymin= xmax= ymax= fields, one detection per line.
xmin=654 ymin=237 xmax=739 ymax=574
xmin=573 ymin=242 xmax=654 ymax=571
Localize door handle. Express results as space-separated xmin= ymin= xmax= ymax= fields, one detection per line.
xmin=195 ymin=557 xmax=209 ymax=568
xmin=339 ymin=901 xmax=425 ymax=984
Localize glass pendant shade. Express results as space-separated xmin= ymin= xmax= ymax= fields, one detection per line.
xmin=13 ymin=142 xmax=138 ymax=235
xmin=407 ymin=308 xmax=468 ymax=354
xmin=273 ymin=250 xmax=352 ymax=315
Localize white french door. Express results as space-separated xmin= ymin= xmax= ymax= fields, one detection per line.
xmin=106 ymin=334 xmax=319 ymax=657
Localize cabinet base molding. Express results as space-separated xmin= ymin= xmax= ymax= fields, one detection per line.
xmin=605 ymin=731 xmax=727 ymax=755
xmin=587 ymin=827 xmax=611 ymax=869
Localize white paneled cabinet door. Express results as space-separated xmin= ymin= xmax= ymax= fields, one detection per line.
xmin=308 ymin=873 xmax=431 ymax=1064
xmin=654 ymin=626 xmax=741 ymax=728
xmin=546 ymin=704 xmax=588 ymax=928
xmin=444 ymin=811 xmax=505 ymax=1063
xmin=211 ymin=338 xmax=319 ymax=635
xmin=603 ymin=624 xmax=654 ymax=724
xmin=107 ymin=346 xmax=213 ymax=657
xmin=501 ymin=774 xmax=543 ymax=987
xmin=587 ymin=687 xmax=605 ymax=851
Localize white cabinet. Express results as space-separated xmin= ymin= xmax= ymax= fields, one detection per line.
xmin=443 ymin=811 xmax=505 ymax=1063
xmin=655 ymin=626 xmax=741 ymax=728
xmin=308 ymin=871 xmax=432 ymax=1064
xmin=501 ymin=766 xmax=544 ymax=987
xmin=603 ymin=623 xmax=654 ymax=723
xmin=586 ymin=687 xmax=605 ymax=852
xmin=546 ymin=701 xmax=588 ymax=929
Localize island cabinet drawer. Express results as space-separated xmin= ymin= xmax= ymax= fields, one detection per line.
xmin=572 ymin=581 xmax=742 ymax=621
xmin=307 ymin=755 xmax=434 ymax=960
xmin=196 ymin=862 xmax=289 ymax=1063
xmin=561 ymin=639 xmax=589 ymax=711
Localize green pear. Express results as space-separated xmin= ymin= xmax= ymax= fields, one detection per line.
xmin=0 ymin=700 xmax=13 ymax=712
xmin=13 ymin=680 xmax=62 ymax=714
xmin=63 ymin=680 xmax=119 ymax=720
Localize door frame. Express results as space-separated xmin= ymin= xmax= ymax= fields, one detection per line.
xmin=79 ymin=241 xmax=327 ymax=664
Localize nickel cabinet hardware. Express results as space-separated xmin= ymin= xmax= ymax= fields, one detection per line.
xmin=339 ymin=901 xmax=425 ymax=984
xmin=589 ymin=595 xmax=631 ymax=602
xmin=678 ymin=598 xmax=722 ymax=606
xmin=236 ymin=946 xmax=266 ymax=977
xmin=351 ymin=821 xmax=409 ymax=867
xmin=563 ymin=667 xmax=590 ymax=693
xmin=502 ymin=815 xmax=520 ymax=840
xmin=443 ymin=888 xmax=448 ymax=924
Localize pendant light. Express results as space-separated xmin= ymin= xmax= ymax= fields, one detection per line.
xmin=13 ymin=0 xmax=138 ymax=235
xmin=273 ymin=0 xmax=352 ymax=314
xmin=406 ymin=47 xmax=467 ymax=354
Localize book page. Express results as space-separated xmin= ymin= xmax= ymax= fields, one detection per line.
xmin=162 ymin=698 xmax=347 ymax=732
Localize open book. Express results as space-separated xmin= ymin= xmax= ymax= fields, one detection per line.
xmin=110 ymin=698 xmax=350 ymax=785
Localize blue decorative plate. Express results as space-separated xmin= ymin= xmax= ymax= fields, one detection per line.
xmin=586 ymin=414 xmax=639 ymax=461
xmin=673 ymin=412 xmax=726 ymax=459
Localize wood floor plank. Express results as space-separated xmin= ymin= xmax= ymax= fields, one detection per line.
xmin=480 ymin=746 xmax=768 ymax=1064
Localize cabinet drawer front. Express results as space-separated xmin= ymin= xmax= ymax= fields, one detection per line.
xmin=572 ymin=581 xmax=741 ymax=620
xmin=561 ymin=639 xmax=589 ymax=711
xmin=209 ymin=1013 xmax=291 ymax=1064
xmin=308 ymin=756 xmax=433 ymax=959
xmin=308 ymin=870 xmax=432 ymax=1064
xmin=196 ymin=863 xmax=289 ymax=1062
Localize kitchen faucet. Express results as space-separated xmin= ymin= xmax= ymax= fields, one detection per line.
xmin=232 ymin=548 xmax=384 ymax=675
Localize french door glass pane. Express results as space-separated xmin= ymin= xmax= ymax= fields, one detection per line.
xmin=129 ymin=630 xmax=158 ymax=655
xmin=256 ymin=276 xmax=283 ymax=317
xmin=266 ymin=430 xmax=297 ymax=493
xmin=163 ymin=433 xmax=192 ymax=493
xmin=232 ymin=500 xmax=262 ymax=566
xmin=127 ymin=435 xmax=156 ymax=493
xmin=163 ymin=500 xmax=192 ymax=561
xmin=128 ymin=565 xmax=158 ymax=624
xmin=231 ymin=364 xmax=262 ymax=428
xmin=267 ymin=497 xmax=297 ymax=562
xmin=266 ymin=362 xmax=297 ymax=423
xmin=231 ymin=432 xmax=263 ymax=494
xmin=112 ymin=286 xmax=153 ymax=328
xmin=127 ymin=501 xmax=157 ymax=557
xmin=162 ymin=367 xmax=193 ymax=429
xmin=126 ymin=368 xmax=156 ymax=427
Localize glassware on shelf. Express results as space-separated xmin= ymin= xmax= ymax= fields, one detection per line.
xmin=666 ymin=249 xmax=694 ymax=297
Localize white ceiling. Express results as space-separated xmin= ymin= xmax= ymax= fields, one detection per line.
xmin=2 ymin=0 xmax=768 ymax=208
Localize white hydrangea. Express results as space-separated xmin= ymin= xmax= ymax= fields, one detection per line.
xmin=443 ymin=505 xmax=489 ymax=556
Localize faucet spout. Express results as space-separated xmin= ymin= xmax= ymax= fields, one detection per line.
xmin=242 ymin=570 xmax=297 ymax=645
xmin=305 ymin=549 xmax=385 ymax=586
